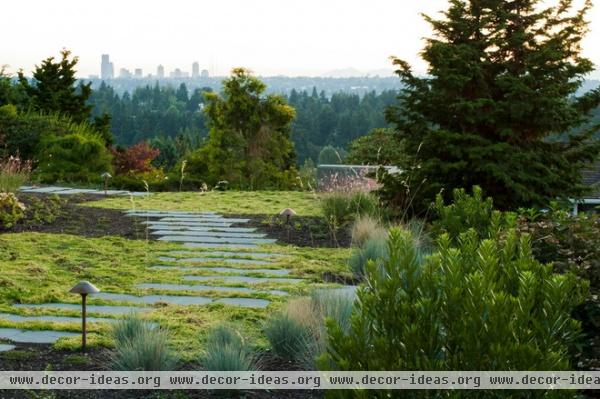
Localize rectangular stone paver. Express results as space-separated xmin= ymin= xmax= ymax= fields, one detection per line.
xmin=136 ymin=283 xmax=287 ymax=296
xmin=151 ymin=265 xmax=289 ymax=276
xmin=148 ymin=226 xmax=257 ymax=233
xmin=150 ymin=231 xmax=266 ymax=239
xmin=168 ymin=250 xmax=285 ymax=259
xmin=183 ymin=275 xmax=303 ymax=284
xmin=0 ymin=328 xmax=78 ymax=344
xmin=215 ymin=298 xmax=270 ymax=308
xmin=142 ymin=221 xmax=233 ymax=228
xmin=20 ymin=187 xmax=69 ymax=193
xmin=13 ymin=304 xmax=151 ymax=315
xmin=0 ymin=313 xmax=116 ymax=324
xmin=0 ymin=344 xmax=15 ymax=352
xmin=158 ymin=256 xmax=270 ymax=266
xmin=126 ymin=212 xmax=219 ymax=218
xmin=93 ymin=293 xmax=212 ymax=306
xmin=159 ymin=217 xmax=250 ymax=224
xmin=158 ymin=235 xmax=276 ymax=245
xmin=183 ymin=243 xmax=259 ymax=249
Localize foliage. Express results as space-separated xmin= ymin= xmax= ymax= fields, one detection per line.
xmin=298 ymin=158 xmax=317 ymax=191
xmin=112 ymin=141 xmax=160 ymax=176
xmin=0 ymin=192 xmax=26 ymax=229
xmin=350 ymin=215 xmax=386 ymax=247
xmin=264 ymin=313 xmax=311 ymax=363
xmin=431 ymin=186 xmax=516 ymax=242
xmin=318 ymin=145 xmax=346 ymax=165
xmin=519 ymin=207 xmax=600 ymax=291
xmin=321 ymin=192 xmax=381 ymax=237
xmin=202 ymin=324 xmax=257 ymax=371
xmin=34 ymin=132 xmax=112 ymax=183
xmin=189 ymin=68 xmax=298 ymax=189
xmin=0 ymin=156 xmax=31 ymax=193
xmin=346 ymin=128 xmax=404 ymax=165
xmin=321 ymin=228 xmax=586 ymax=398
xmin=383 ymin=0 xmax=600 ymax=215
xmin=110 ymin=316 xmax=178 ymax=371
xmin=348 ymin=235 xmax=388 ymax=278
xmin=17 ymin=49 xmax=93 ymax=124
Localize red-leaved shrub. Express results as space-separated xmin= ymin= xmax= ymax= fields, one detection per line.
xmin=112 ymin=142 xmax=160 ymax=176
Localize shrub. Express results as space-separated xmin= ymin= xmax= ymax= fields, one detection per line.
xmin=264 ymin=313 xmax=311 ymax=363
xmin=321 ymin=228 xmax=586 ymax=397
xmin=350 ymin=215 xmax=387 ymax=247
xmin=34 ymin=132 xmax=112 ymax=184
xmin=110 ymin=316 xmax=178 ymax=371
xmin=322 ymin=192 xmax=382 ymax=245
xmin=0 ymin=156 xmax=31 ymax=193
xmin=112 ymin=141 xmax=160 ymax=176
xmin=348 ymin=235 xmax=388 ymax=278
xmin=0 ymin=192 xmax=26 ymax=228
xmin=202 ymin=324 xmax=257 ymax=371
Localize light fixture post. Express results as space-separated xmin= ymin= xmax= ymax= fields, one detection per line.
xmin=69 ymin=281 xmax=100 ymax=352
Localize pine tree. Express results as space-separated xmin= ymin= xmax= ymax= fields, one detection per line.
xmin=383 ymin=0 xmax=600 ymax=213
xmin=17 ymin=49 xmax=92 ymax=123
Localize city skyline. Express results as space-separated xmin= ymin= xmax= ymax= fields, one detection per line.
xmin=99 ymin=54 xmax=210 ymax=79
xmin=2 ymin=0 xmax=600 ymax=79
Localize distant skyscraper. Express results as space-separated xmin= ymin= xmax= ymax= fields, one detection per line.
xmin=134 ymin=68 xmax=143 ymax=78
xmin=119 ymin=68 xmax=132 ymax=78
xmin=170 ymin=68 xmax=184 ymax=78
xmin=201 ymin=69 xmax=209 ymax=78
xmin=157 ymin=65 xmax=164 ymax=78
xmin=192 ymin=62 xmax=199 ymax=78
xmin=100 ymin=54 xmax=114 ymax=80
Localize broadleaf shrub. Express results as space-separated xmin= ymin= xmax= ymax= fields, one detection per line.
xmin=0 ymin=192 xmax=26 ymax=228
xmin=321 ymin=228 xmax=585 ymax=398
xmin=112 ymin=141 xmax=160 ymax=176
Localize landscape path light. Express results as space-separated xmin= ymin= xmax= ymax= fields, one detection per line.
xmin=69 ymin=281 xmax=100 ymax=352
xmin=101 ymin=172 xmax=112 ymax=195
xmin=279 ymin=208 xmax=297 ymax=225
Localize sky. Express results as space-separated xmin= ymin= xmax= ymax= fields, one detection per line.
xmin=2 ymin=0 xmax=600 ymax=78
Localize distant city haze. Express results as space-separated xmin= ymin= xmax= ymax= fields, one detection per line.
xmin=2 ymin=0 xmax=600 ymax=78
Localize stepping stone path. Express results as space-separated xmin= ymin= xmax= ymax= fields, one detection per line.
xmin=0 ymin=344 xmax=16 ymax=352
xmin=19 ymin=185 xmax=147 ymax=196
xmin=5 ymin=209 xmax=297 ymax=344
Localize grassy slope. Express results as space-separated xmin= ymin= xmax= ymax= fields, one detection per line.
xmin=0 ymin=232 xmax=350 ymax=359
xmin=83 ymin=191 xmax=323 ymax=216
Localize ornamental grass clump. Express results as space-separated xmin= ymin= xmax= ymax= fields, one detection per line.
xmin=110 ymin=315 xmax=178 ymax=371
xmin=202 ymin=324 xmax=257 ymax=371
xmin=321 ymin=227 xmax=586 ymax=397
xmin=0 ymin=156 xmax=31 ymax=193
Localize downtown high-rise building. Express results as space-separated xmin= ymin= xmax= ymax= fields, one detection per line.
xmin=157 ymin=65 xmax=165 ymax=78
xmin=100 ymin=54 xmax=114 ymax=80
xmin=192 ymin=62 xmax=199 ymax=78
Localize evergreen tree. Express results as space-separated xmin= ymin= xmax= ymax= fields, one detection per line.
xmin=383 ymin=0 xmax=600 ymax=213
xmin=17 ymin=49 xmax=93 ymax=123
xmin=192 ymin=68 xmax=297 ymax=189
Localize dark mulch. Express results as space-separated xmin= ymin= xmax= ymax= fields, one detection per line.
xmin=6 ymin=193 xmax=148 ymax=240
xmin=0 ymin=345 xmax=323 ymax=399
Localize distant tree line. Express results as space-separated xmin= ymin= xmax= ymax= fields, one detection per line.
xmin=87 ymin=83 xmax=397 ymax=167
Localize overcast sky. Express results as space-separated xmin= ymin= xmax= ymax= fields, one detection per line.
xmin=2 ymin=0 xmax=600 ymax=78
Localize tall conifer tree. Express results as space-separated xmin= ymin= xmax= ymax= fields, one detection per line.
xmin=383 ymin=0 xmax=600 ymax=212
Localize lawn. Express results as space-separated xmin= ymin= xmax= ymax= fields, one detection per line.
xmin=0 ymin=231 xmax=350 ymax=359
xmin=84 ymin=190 xmax=323 ymax=216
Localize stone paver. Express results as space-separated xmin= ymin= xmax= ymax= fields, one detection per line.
xmin=183 ymin=243 xmax=259 ymax=249
xmin=149 ymin=226 xmax=257 ymax=233
xmin=183 ymin=275 xmax=303 ymax=284
xmin=168 ymin=250 xmax=285 ymax=259
xmin=19 ymin=186 xmax=144 ymax=196
xmin=0 ymin=328 xmax=78 ymax=344
xmin=93 ymin=293 xmax=213 ymax=306
xmin=158 ymin=256 xmax=270 ymax=266
xmin=150 ymin=265 xmax=290 ymax=276
xmin=136 ymin=283 xmax=287 ymax=296
xmin=142 ymin=221 xmax=233 ymax=228
xmin=13 ymin=304 xmax=151 ymax=315
xmin=127 ymin=212 xmax=219 ymax=218
xmin=0 ymin=344 xmax=16 ymax=352
xmin=215 ymin=298 xmax=270 ymax=308
xmin=0 ymin=313 xmax=116 ymax=324
xmin=151 ymin=231 xmax=267 ymax=239
xmin=159 ymin=217 xmax=250 ymax=224
xmin=158 ymin=235 xmax=276 ymax=244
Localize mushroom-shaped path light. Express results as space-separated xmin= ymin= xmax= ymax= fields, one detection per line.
xmin=69 ymin=281 xmax=100 ymax=352
xmin=101 ymin=172 xmax=112 ymax=195
xmin=279 ymin=208 xmax=297 ymax=224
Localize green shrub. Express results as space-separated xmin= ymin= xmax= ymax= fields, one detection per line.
xmin=431 ymin=186 xmax=516 ymax=242
xmin=348 ymin=192 xmax=380 ymax=219
xmin=110 ymin=316 xmax=178 ymax=371
xmin=348 ymin=235 xmax=388 ymax=278
xmin=264 ymin=313 xmax=311 ymax=363
xmin=322 ymin=192 xmax=382 ymax=245
xmin=35 ymin=132 xmax=112 ymax=184
xmin=0 ymin=192 xmax=26 ymax=228
xmin=202 ymin=324 xmax=257 ymax=371
xmin=321 ymin=228 xmax=585 ymax=398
